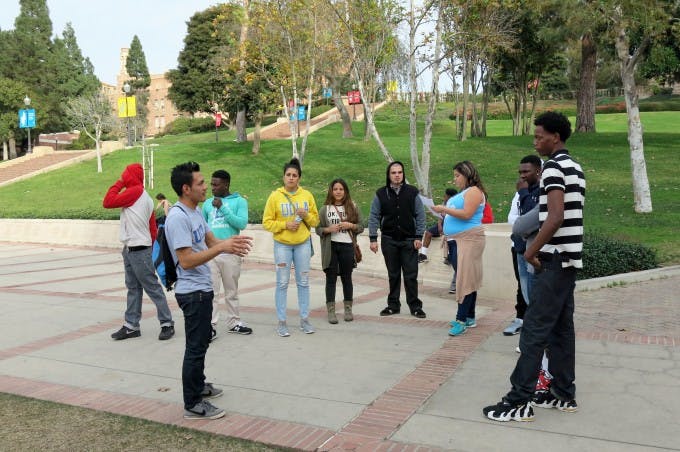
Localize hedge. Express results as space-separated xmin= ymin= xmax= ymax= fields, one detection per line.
xmin=579 ymin=233 xmax=658 ymax=280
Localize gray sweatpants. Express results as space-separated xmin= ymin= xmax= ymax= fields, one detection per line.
xmin=122 ymin=247 xmax=173 ymax=330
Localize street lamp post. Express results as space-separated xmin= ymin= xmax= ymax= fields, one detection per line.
xmin=352 ymin=85 xmax=357 ymax=120
xmin=123 ymin=83 xmax=132 ymax=147
xmin=24 ymin=96 xmax=32 ymax=154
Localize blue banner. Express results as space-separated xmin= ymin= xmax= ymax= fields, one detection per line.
xmin=19 ymin=109 xmax=36 ymax=128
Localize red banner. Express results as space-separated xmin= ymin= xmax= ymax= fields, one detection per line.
xmin=348 ymin=90 xmax=361 ymax=105
xmin=215 ymin=112 xmax=222 ymax=127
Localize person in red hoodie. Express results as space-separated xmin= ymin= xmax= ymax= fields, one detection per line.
xmin=103 ymin=163 xmax=175 ymax=341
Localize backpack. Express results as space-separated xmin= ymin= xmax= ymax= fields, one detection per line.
xmin=152 ymin=223 xmax=178 ymax=291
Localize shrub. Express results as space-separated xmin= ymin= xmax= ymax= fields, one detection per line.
xmin=67 ymin=133 xmax=96 ymax=150
xmin=163 ymin=117 xmax=215 ymax=135
xmin=579 ymin=233 xmax=658 ymax=280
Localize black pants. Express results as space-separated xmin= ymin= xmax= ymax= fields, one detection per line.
xmin=325 ymin=241 xmax=354 ymax=302
xmin=506 ymin=252 xmax=576 ymax=404
xmin=381 ymin=236 xmax=422 ymax=312
xmin=512 ymin=247 xmax=527 ymax=319
xmin=175 ymin=290 xmax=213 ymax=409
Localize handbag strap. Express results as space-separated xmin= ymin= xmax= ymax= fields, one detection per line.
xmin=283 ymin=192 xmax=310 ymax=230
xmin=332 ymin=204 xmax=357 ymax=244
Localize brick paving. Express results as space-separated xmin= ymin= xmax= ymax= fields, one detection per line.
xmin=575 ymin=275 xmax=680 ymax=345
xmin=1 ymin=244 xmax=678 ymax=450
xmin=0 ymin=152 xmax=88 ymax=184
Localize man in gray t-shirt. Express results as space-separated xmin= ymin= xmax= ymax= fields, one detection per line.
xmin=165 ymin=162 xmax=252 ymax=421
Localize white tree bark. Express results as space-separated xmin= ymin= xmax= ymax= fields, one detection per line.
xmin=409 ymin=0 xmax=441 ymax=198
xmin=345 ymin=3 xmax=393 ymax=162
xmin=615 ymin=27 xmax=652 ymax=213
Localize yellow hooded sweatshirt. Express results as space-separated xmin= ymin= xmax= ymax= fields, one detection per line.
xmin=263 ymin=186 xmax=319 ymax=245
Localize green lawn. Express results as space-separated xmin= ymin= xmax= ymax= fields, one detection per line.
xmin=1 ymin=110 xmax=678 ymax=264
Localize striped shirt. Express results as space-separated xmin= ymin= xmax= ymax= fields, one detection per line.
xmin=539 ymin=149 xmax=586 ymax=268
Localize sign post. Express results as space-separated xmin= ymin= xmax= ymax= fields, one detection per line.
xmin=18 ymin=105 xmax=36 ymax=154
xmin=347 ymin=90 xmax=361 ymax=120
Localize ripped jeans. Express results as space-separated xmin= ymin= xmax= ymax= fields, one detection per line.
xmin=274 ymin=239 xmax=311 ymax=321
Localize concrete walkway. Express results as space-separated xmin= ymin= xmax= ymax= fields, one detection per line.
xmin=1 ymin=241 xmax=678 ymax=451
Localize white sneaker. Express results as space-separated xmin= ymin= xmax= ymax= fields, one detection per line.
xmin=276 ymin=321 xmax=290 ymax=337
xmin=300 ymin=318 xmax=315 ymax=334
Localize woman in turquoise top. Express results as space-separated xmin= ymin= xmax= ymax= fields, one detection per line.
xmin=433 ymin=161 xmax=487 ymax=336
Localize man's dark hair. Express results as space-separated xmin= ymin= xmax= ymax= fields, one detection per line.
xmin=520 ymin=154 xmax=542 ymax=168
xmin=385 ymin=161 xmax=404 ymax=186
xmin=283 ymin=158 xmax=302 ymax=177
xmin=534 ymin=111 xmax=571 ymax=142
xmin=212 ymin=169 xmax=230 ymax=184
xmin=445 ymin=187 xmax=458 ymax=197
xmin=170 ymin=161 xmax=200 ymax=197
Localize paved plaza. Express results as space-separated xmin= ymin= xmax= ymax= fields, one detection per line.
xmin=1 ymin=241 xmax=679 ymax=451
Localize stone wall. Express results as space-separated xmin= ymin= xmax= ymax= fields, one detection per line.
xmin=0 ymin=219 xmax=515 ymax=301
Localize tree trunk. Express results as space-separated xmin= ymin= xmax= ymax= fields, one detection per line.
xmin=2 ymin=141 xmax=7 ymax=161
xmin=252 ymin=110 xmax=262 ymax=155
xmin=331 ymin=80 xmax=352 ymax=138
xmin=9 ymin=138 xmax=17 ymax=159
xmin=346 ymin=4 xmax=392 ymax=162
xmin=408 ymin=2 xmax=418 ymax=172
xmin=616 ymin=28 xmax=652 ymax=213
xmin=235 ymin=0 xmax=249 ymax=143
xmin=576 ymin=33 xmax=597 ymax=133
xmin=95 ymin=130 xmax=102 ymax=173
xmin=280 ymin=86 xmax=298 ymax=158
xmin=235 ymin=110 xmax=247 ymax=142
xmin=415 ymin=5 xmax=442 ymax=199
xmin=459 ymin=60 xmax=470 ymax=141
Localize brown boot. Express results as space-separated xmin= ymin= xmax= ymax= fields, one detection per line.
xmin=343 ymin=300 xmax=354 ymax=322
xmin=327 ymin=302 xmax=338 ymax=324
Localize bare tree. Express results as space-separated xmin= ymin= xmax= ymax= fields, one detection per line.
xmin=331 ymin=0 xmax=402 ymax=162
xmin=64 ymin=91 xmax=116 ymax=173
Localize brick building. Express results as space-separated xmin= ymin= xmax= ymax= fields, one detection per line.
xmin=107 ymin=48 xmax=187 ymax=137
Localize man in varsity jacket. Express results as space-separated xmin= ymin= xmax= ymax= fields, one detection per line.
xmin=368 ymin=161 xmax=427 ymax=319
xmin=103 ymin=163 xmax=175 ymax=341
xmin=484 ymin=111 xmax=586 ymax=422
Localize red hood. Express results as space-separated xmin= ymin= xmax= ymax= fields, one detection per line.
xmin=122 ymin=163 xmax=144 ymax=188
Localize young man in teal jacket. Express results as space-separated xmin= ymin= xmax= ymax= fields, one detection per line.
xmin=202 ymin=169 xmax=253 ymax=339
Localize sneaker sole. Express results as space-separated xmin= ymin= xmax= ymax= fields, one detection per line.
xmin=532 ymin=401 xmax=578 ymax=412
xmin=184 ymin=410 xmax=225 ymax=420
xmin=111 ymin=332 xmax=141 ymax=340
xmin=201 ymin=392 xmax=223 ymax=400
xmin=486 ymin=413 xmax=535 ymax=422
xmin=448 ymin=329 xmax=467 ymax=337
xmin=503 ymin=329 xmax=521 ymax=336
xmin=300 ymin=328 xmax=315 ymax=334
xmin=228 ymin=330 xmax=253 ymax=335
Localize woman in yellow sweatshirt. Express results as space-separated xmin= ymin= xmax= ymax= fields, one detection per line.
xmin=263 ymin=158 xmax=319 ymax=337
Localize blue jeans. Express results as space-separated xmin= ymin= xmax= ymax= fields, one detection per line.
xmin=448 ymin=239 xmax=476 ymax=320
xmin=274 ymin=240 xmax=311 ymax=321
xmin=175 ymin=290 xmax=213 ymax=409
xmin=122 ymin=247 xmax=173 ymax=330
xmin=516 ymin=253 xmax=535 ymax=305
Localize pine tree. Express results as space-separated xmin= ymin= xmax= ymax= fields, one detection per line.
xmin=125 ymin=35 xmax=151 ymax=139
xmin=52 ymin=23 xmax=100 ymax=98
xmin=126 ymin=35 xmax=151 ymax=89
xmin=3 ymin=0 xmax=54 ymax=89
xmin=167 ymin=6 xmax=231 ymax=115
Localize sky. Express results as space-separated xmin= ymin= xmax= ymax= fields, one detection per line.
xmin=1 ymin=0 xmax=220 ymax=85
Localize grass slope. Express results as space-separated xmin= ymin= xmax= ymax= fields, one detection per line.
xmin=0 ymin=111 xmax=678 ymax=263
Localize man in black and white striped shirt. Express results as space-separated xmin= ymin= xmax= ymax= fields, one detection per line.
xmin=484 ymin=111 xmax=585 ymax=422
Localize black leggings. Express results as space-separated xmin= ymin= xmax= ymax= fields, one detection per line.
xmin=325 ymin=241 xmax=354 ymax=302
